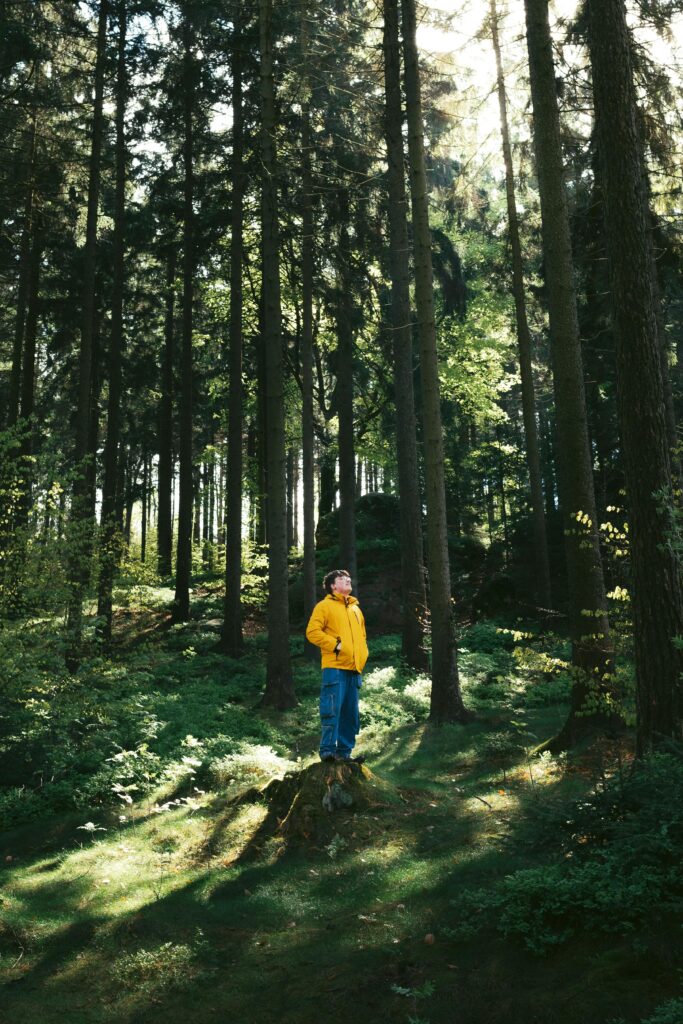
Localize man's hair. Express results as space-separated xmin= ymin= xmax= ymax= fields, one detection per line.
xmin=323 ymin=569 xmax=351 ymax=594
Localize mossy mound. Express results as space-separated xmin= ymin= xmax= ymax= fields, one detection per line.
xmin=232 ymin=760 xmax=402 ymax=858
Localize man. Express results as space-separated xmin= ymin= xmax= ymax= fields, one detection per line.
xmin=306 ymin=569 xmax=368 ymax=764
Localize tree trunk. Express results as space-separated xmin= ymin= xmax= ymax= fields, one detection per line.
xmin=207 ymin=455 xmax=215 ymax=569
xmin=490 ymin=0 xmax=551 ymax=606
xmin=86 ymin=310 xmax=102 ymax=530
xmin=222 ymin=17 xmax=246 ymax=655
xmin=97 ymin=0 xmax=127 ymax=642
xmin=201 ymin=460 xmax=209 ymax=566
xmin=216 ymin=448 xmax=225 ymax=547
xmin=401 ymin=0 xmax=468 ymax=721
xmin=124 ymin=465 xmax=135 ymax=548
xmin=286 ymin=447 xmax=295 ymax=551
xmin=524 ymin=0 xmax=614 ymax=748
xmin=157 ymin=247 xmax=176 ymax=577
xmin=255 ymin=294 xmax=268 ymax=545
xmin=173 ymin=6 xmax=195 ymax=623
xmin=65 ymin=0 xmax=109 ymax=665
xmin=336 ymin=188 xmax=358 ymax=586
xmin=587 ymin=0 xmax=683 ymax=752
xmin=15 ymin=229 xmax=43 ymax=529
xmin=497 ymin=445 xmax=509 ymax=557
xmin=485 ymin=479 xmax=497 ymax=544
xmin=382 ymin=0 xmax=429 ymax=671
xmin=538 ymin=400 xmax=557 ymax=518
xmin=141 ymin=453 xmax=148 ymax=563
xmin=292 ymin=450 xmax=299 ymax=549
xmin=301 ymin=88 xmax=318 ymax=662
xmin=7 ymin=100 xmax=39 ymax=430
xmin=259 ymin=0 xmax=296 ymax=708
xmin=318 ymin=436 xmax=336 ymax=518
xmin=193 ymin=469 xmax=201 ymax=546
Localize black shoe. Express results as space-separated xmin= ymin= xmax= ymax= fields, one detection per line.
xmin=336 ymin=754 xmax=366 ymax=765
xmin=320 ymin=754 xmax=336 ymax=763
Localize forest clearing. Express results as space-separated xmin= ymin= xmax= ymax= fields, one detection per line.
xmin=2 ymin=0 xmax=683 ymax=1020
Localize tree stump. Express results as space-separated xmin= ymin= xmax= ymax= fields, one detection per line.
xmin=232 ymin=760 xmax=401 ymax=859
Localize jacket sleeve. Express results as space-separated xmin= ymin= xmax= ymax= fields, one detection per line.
xmin=306 ymin=602 xmax=338 ymax=653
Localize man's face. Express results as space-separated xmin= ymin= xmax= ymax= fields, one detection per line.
xmin=331 ymin=574 xmax=353 ymax=596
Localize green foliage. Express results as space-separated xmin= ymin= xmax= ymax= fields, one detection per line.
xmin=359 ymin=666 xmax=431 ymax=731
xmin=0 ymin=612 xmax=293 ymax=828
xmin=0 ymin=430 xmax=70 ymax=619
xmin=110 ymin=929 xmax=211 ymax=996
xmin=459 ymin=621 xmax=517 ymax=655
xmin=447 ymin=752 xmax=683 ymax=954
xmin=241 ymin=542 xmax=269 ymax=610
xmin=640 ymin=999 xmax=683 ymax=1024
xmin=326 ymin=833 xmax=348 ymax=859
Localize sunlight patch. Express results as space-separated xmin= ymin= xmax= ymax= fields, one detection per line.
xmin=210 ymin=743 xmax=297 ymax=787
xmin=363 ymin=666 xmax=398 ymax=688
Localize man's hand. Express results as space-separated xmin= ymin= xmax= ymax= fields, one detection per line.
xmin=334 ymin=638 xmax=342 ymax=654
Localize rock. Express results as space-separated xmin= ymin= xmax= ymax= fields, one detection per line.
xmin=322 ymin=781 xmax=354 ymax=812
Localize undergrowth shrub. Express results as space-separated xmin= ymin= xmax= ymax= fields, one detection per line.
xmin=110 ymin=930 xmax=211 ymax=995
xmin=205 ymin=742 xmax=297 ymax=788
xmin=640 ymin=999 xmax=683 ymax=1024
xmin=359 ymin=666 xmax=430 ymax=731
xmin=0 ymin=618 xmax=285 ymax=829
xmin=459 ymin=621 xmax=516 ymax=655
xmin=447 ymin=751 xmax=683 ymax=954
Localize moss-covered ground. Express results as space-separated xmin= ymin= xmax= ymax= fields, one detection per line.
xmin=1 ymin=589 xmax=682 ymax=1024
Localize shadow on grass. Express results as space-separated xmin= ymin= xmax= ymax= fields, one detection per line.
xmin=1 ymin=624 xmax=678 ymax=1024
xmin=4 ymin=796 xmax=678 ymax=1024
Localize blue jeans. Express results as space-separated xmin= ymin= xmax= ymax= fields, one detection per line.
xmin=319 ymin=668 xmax=362 ymax=758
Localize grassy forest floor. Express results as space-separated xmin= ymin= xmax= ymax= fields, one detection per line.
xmin=2 ymin=578 xmax=683 ymax=1024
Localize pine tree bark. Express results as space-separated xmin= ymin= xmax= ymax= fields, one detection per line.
xmin=222 ymin=17 xmax=246 ymax=656
xmin=157 ymin=246 xmax=176 ymax=577
xmin=490 ymin=0 xmax=551 ymax=607
xmin=141 ymin=453 xmax=148 ymax=563
xmin=336 ymin=188 xmax=358 ymax=586
xmin=301 ymin=88 xmax=318 ymax=662
xmin=15 ymin=226 xmax=43 ymax=529
xmin=216 ymin=452 xmax=225 ymax=547
xmin=382 ymin=0 xmax=428 ymax=671
xmin=65 ymin=0 xmax=109 ymax=664
xmin=201 ymin=461 xmax=209 ymax=565
xmin=192 ymin=469 xmax=201 ymax=545
xmin=173 ymin=6 xmax=196 ymax=623
xmin=286 ymin=447 xmax=295 ymax=551
xmin=524 ymin=0 xmax=614 ymax=748
xmin=255 ymin=296 xmax=268 ymax=545
xmin=586 ymin=0 xmax=683 ymax=752
xmin=207 ymin=455 xmax=215 ymax=569
xmin=86 ymin=312 xmax=102 ymax=529
xmin=259 ymin=0 xmax=296 ymax=708
xmin=401 ymin=0 xmax=468 ymax=722
xmin=7 ymin=100 xmax=39 ymax=430
xmin=318 ymin=438 xmax=336 ymax=518
xmin=97 ymin=0 xmax=127 ymax=642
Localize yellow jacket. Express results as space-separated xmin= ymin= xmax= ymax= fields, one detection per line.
xmin=306 ymin=593 xmax=368 ymax=673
